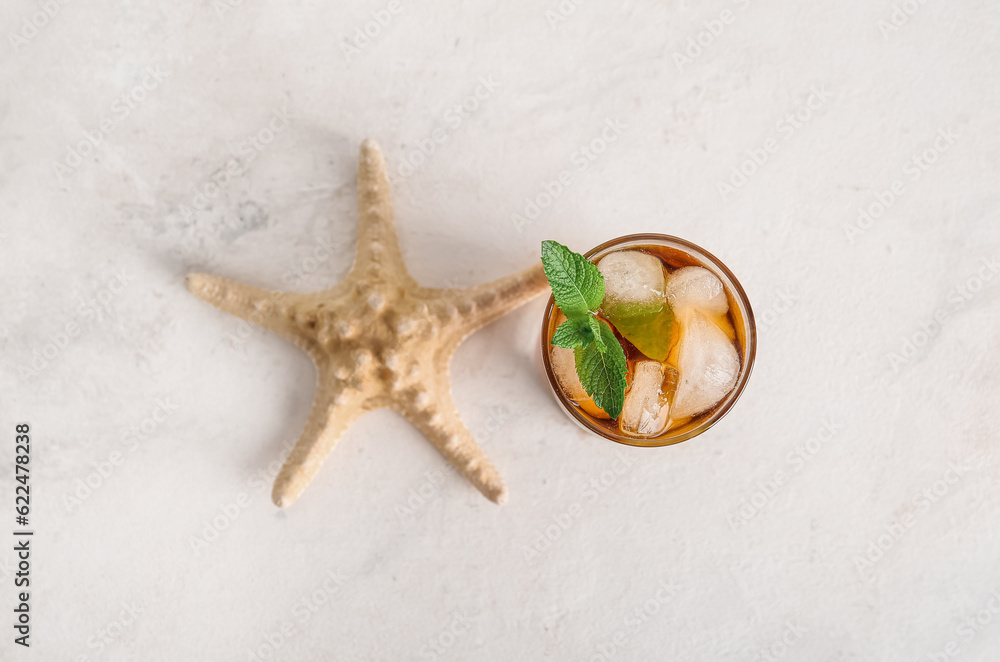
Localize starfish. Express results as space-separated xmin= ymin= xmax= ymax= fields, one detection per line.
xmin=186 ymin=139 xmax=547 ymax=507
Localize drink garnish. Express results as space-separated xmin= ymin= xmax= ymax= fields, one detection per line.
xmin=596 ymin=251 xmax=675 ymax=362
xmin=541 ymin=240 xmax=628 ymax=418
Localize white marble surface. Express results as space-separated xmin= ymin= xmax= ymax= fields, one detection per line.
xmin=3 ymin=1 xmax=1000 ymax=660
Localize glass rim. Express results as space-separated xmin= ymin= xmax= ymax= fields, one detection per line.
xmin=540 ymin=233 xmax=757 ymax=447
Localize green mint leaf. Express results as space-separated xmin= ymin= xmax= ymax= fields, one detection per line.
xmin=541 ymin=240 xmax=605 ymax=321
xmin=541 ymin=240 xmax=628 ymax=419
xmin=574 ymin=319 xmax=628 ymax=418
xmin=587 ymin=315 xmax=608 ymax=353
xmin=551 ymin=318 xmax=591 ymax=349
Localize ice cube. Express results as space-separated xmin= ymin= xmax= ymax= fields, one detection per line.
xmin=620 ymin=361 xmax=671 ymax=436
xmin=665 ymin=266 xmax=728 ymax=316
xmin=671 ymin=311 xmax=740 ymax=419
xmin=597 ymin=251 xmax=675 ymax=361
xmin=598 ymin=251 xmax=665 ymax=306
xmin=551 ymin=345 xmax=587 ymax=401
xmin=550 ymin=344 xmax=611 ymax=419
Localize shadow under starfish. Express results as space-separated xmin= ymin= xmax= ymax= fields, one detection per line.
xmin=186 ymin=139 xmax=547 ymax=507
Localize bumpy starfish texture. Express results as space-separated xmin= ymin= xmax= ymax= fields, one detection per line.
xmin=187 ymin=139 xmax=547 ymax=507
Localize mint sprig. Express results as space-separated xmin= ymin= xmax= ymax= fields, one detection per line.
xmin=551 ymin=318 xmax=591 ymax=348
xmin=541 ymin=240 xmax=628 ymax=419
xmin=575 ymin=320 xmax=628 ymax=419
xmin=541 ymin=240 xmax=605 ymax=319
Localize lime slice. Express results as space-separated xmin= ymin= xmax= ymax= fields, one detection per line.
xmin=596 ymin=251 xmax=676 ymax=362
xmin=602 ymin=298 xmax=676 ymax=362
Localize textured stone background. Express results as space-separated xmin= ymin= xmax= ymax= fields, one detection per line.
xmin=2 ymin=1 xmax=999 ymax=660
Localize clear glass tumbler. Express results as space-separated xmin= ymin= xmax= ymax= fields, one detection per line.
xmin=540 ymin=233 xmax=756 ymax=447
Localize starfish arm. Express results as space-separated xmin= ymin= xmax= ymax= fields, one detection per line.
xmin=186 ymin=273 xmax=315 ymax=349
xmin=350 ymin=139 xmax=414 ymax=285
xmin=272 ymin=378 xmax=362 ymax=508
xmin=400 ymin=384 xmax=508 ymax=504
xmin=447 ymin=263 xmax=548 ymax=336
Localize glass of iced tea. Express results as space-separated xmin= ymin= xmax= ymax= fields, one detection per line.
xmin=540 ymin=234 xmax=755 ymax=447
